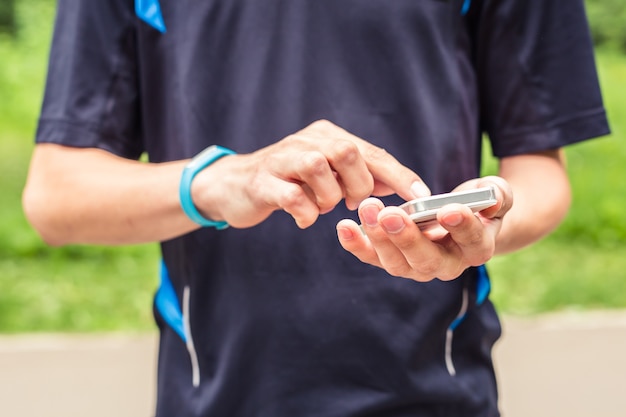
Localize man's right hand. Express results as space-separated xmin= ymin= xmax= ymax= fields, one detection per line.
xmin=192 ymin=120 xmax=430 ymax=229
xmin=23 ymin=120 xmax=428 ymax=245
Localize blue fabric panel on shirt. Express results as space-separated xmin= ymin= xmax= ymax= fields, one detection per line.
xmin=135 ymin=0 xmax=166 ymax=32
xmin=155 ymin=259 xmax=186 ymax=341
xmin=461 ymin=0 xmax=472 ymax=15
xmin=449 ymin=314 xmax=465 ymax=331
xmin=476 ymin=264 xmax=491 ymax=305
xmin=449 ymin=265 xmax=490 ymax=331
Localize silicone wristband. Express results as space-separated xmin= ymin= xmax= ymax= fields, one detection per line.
xmin=179 ymin=145 xmax=235 ymax=229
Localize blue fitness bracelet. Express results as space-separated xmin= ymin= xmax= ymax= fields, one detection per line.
xmin=179 ymin=145 xmax=236 ymax=229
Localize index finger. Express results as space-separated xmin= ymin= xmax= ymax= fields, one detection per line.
xmin=306 ymin=120 xmax=431 ymax=202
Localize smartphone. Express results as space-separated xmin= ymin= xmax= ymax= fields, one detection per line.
xmin=400 ymin=186 xmax=497 ymax=226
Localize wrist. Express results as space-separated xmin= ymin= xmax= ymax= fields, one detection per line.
xmin=179 ymin=145 xmax=235 ymax=228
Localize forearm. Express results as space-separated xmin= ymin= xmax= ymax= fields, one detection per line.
xmin=23 ymin=144 xmax=199 ymax=245
xmin=24 ymin=122 xmax=428 ymax=246
xmin=494 ymin=150 xmax=571 ymax=255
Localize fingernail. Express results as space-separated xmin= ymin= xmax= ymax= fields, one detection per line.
xmin=442 ymin=212 xmax=463 ymax=227
xmin=381 ymin=214 xmax=406 ymax=234
xmin=345 ymin=200 xmax=359 ymax=211
xmin=361 ymin=204 xmax=380 ymax=228
xmin=337 ymin=226 xmax=355 ymax=241
xmin=411 ymin=181 xmax=431 ymax=199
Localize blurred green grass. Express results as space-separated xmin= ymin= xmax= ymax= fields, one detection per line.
xmin=0 ymin=2 xmax=625 ymax=332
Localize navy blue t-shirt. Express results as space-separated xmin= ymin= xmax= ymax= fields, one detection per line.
xmin=37 ymin=1 xmax=609 ymax=416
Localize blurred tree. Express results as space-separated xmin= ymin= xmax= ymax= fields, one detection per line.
xmin=0 ymin=0 xmax=16 ymax=36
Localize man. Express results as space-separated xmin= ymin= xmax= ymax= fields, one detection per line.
xmin=23 ymin=0 xmax=608 ymax=416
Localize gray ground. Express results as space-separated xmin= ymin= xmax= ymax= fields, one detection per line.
xmin=1 ymin=311 xmax=625 ymax=417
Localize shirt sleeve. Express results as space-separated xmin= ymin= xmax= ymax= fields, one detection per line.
xmin=35 ymin=0 xmax=143 ymax=159
xmin=471 ymin=0 xmax=610 ymax=157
